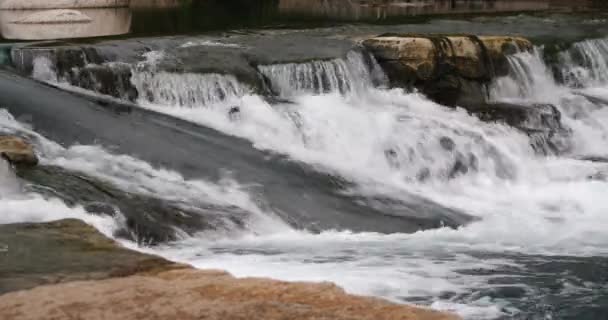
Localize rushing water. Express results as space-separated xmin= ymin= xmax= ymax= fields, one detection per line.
xmin=6 ymin=30 xmax=608 ymax=320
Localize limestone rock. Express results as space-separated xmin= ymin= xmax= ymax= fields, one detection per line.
xmin=0 ymin=136 xmax=38 ymax=166
xmin=0 ymin=267 xmax=459 ymax=320
xmin=363 ymin=34 xmax=533 ymax=107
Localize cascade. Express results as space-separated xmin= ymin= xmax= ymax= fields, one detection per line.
xmin=258 ymin=50 xmax=387 ymax=97
xmin=131 ymin=71 xmax=250 ymax=108
xmin=559 ymin=37 xmax=608 ymax=88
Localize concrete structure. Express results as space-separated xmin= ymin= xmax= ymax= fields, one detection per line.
xmin=0 ymin=0 xmax=131 ymax=40
xmin=0 ymin=8 xmax=131 ymax=40
xmin=0 ymin=0 xmax=129 ymax=9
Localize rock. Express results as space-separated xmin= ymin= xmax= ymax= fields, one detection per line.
xmin=65 ymin=63 xmax=138 ymax=101
xmin=466 ymin=102 xmax=571 ymax=155
xmin=0 ymin=267 xmax=459 ymax=320
xmin=439 ymin=137 xmax=456 ymax=151
xmin=0 ymin=218 xmax=458 ymax=319
xmin=580 ymin=156 xmax=608 ymax=163
xmin=0 ymin=219 xmax=182 ymax=295
xmin=228 ymin=106 xmax=241 ymax=121
xmin=0 ymin=136 xmax=38 ymax=166
xmin=16 ymin=165 xmax=248 ymax=245
xmin=362 ymin=34 xmax=533 ymax=107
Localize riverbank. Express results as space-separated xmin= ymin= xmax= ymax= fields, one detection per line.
xmin=0 ymin=218 xmax=457 ymax=320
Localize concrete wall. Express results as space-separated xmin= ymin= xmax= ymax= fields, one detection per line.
xmin=0 ymin=0 xmax=129 ymax=10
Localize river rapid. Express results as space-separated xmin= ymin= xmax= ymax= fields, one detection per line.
xmin=2 ymin=10 xmax=608 ymax=320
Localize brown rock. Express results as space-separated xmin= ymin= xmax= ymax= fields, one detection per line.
xmin=0 ymin=267 xmax=459 ymax=320
xmin=362 ymin=34 xmax=533 ymax=107
xmin=478 ymin=36 xmax=533 ymax=57
xmin=0 ymin=136 xmax=38 ymax=166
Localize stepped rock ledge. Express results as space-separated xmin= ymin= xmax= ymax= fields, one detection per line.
xmin=363 ymin=34 xmax=533 ymax=106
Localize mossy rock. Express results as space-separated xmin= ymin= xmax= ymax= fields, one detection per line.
xmin=0 ymin=219 xmax=182 ymax=295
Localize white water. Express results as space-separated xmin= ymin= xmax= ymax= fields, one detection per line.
xmin=258 ymin=50 xmax=387 ymax=97
xmin=489 ymin=39 xmax=608 ymax=157
xmin=125 ymin=44 xmax=608 ymax=318
xmin=0 ymin=109 xmax=288 ymax=238
xmin=0 ymin=111 xmax=119 ymax=235
xmin=17 ymin=38 xmax=608 ymax=319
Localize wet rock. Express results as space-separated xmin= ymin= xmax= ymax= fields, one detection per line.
xmin=384 ymin=148 xmax=400 ymax=168
xmin=11 ymin=33 xmax=359 ymax=98
xmin=439 ymin=137 xmax=456 ymax=152
xmin=587 ymin=172 xmax=607 ymax=181
xmin=0 ymin=219 xmax=181 ymax=295
xmin=580 ymin=156 xmax=608 ymax=163
xmin=16 ymin=165 xmax=248 ymax=245
xmin=0 ymin=136 xmax=38 ymax=166
xmin=0 ymin=267 xmax=459 ymax=320
xmin=363 ymin=34 xmax=532 ymax=107
xmin=448 ymin=154 xmax=470 ymax=179
xmin=65 ymin=63 xmax=138 ymax=101
xmin=416 ymin=167 xmax=431 ymax=182
xmin=467 ymin=102 xmax=571 ymax=155
xmin=228 ymin=106 xmax=241 ymax=121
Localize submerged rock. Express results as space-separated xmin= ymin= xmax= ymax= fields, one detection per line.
xmin=0 ymin=266 xmax=458 ymax=320
xmin=467 ymin=102 xmax=571 ymax=155
xmin=363 ymin=34 xmax=532 ymax=107
xmin=16 ymin=165 xmax=248 ymax=245
xmin=0 ymin=136 xmax=38 ymax=166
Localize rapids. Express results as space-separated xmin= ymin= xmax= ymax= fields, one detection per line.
xmin=3 ymin=30 xmax=608 ymax=320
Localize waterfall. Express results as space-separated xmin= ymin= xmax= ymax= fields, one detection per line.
xmin=131 ymin=71 xmax=250 ymax=108
xmin=489 ymin=38 xmax=608 ymax=157
xmin=488 ymin=49 xmax=559 ymax=102
xmin=128 ymin=50 xmax=251 ymax=108
xmin=559 ymin=37 xmax=608 ymax=88
xmin=258 ymin=50 xmax=387 ymax=97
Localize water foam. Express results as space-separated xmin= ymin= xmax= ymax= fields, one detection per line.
xmin=489 ymin=41 xmax=608 ymax=157
xmin=0 ymin=108 xmax=288 ymax=238
xmin=132 ymin=39 xmax=608 ymax=319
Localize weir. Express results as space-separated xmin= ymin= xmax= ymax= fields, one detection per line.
xmin=2 ymin=5 xmax=608 ymax=320
xmin=0 ymin=69 xmax=471 ymax=233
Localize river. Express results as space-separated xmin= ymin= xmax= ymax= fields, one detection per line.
xmin=1 ymin=1 xmax=608 ymax=319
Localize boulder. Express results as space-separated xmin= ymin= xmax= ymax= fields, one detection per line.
xmin=0 ymin=136 xmax=38 ymax=166
xmin=17 ymin=165 xmax=248 ymax=245
xmin=363 ymin=35 xmax=533 ymax=107
xmin=467 ymin=102 xmax=571 ymax=155
xmin=0 ymin=267 xmax=459 ymax=320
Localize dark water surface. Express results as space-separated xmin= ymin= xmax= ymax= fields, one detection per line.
xmin=128 ymin=0 xmax=608 ymax=36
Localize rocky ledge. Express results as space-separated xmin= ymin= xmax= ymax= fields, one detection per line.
xmin=363 ymin=34 xmax=532 ymax=107
xmin=0 ymin=136 xmax=38 ymax=166
xmin=0 ymin=219 xmax=458 ymax=320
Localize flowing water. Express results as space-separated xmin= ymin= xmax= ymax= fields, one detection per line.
xmin=3 ymin=15 xmax=608 ymax=320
